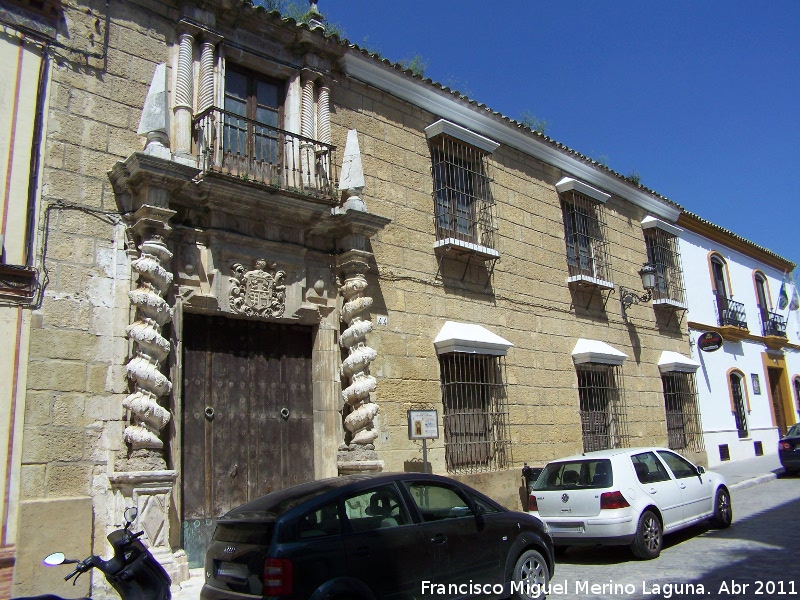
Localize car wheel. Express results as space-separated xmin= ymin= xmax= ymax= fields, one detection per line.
xmin=709 ymin=487 xmax=732 ymax=528
xmin=630 ymin=510 xmax=662 ymax=560
xmin=511 ymin=549 xmax=550 ymax=600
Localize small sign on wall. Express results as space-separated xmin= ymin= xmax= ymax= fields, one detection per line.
xmin=407 ymin=410 xmax=439 ymax=440
xmin=698 ymin=331 xmax=723 ymax=352
xmin=751 ymin=373 xmax=761 ymax=395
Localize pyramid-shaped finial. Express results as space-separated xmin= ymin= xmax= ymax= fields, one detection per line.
xmin=307 ymin=0 xmax=324 ymax=30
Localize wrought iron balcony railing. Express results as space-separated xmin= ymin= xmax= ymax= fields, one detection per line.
xmin=715 ymin=293 xmax=747 ymax=329
xmin=761 ymin=309 xmax=787 ymax=338
xmin=193 ymin=107 xmax=338 ymax=199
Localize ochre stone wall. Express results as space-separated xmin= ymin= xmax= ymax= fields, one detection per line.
xmin=329 ymin=75 xmax=693 ymax=489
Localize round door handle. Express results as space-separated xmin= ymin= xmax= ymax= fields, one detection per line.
xmin=205 ymin=406 xmax=215 ymax=420
xmin=280 ymin=407 xmax=290 ymax=420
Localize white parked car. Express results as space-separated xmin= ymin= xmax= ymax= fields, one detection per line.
xmin=527 ymin=447 xmax=732 ymax=559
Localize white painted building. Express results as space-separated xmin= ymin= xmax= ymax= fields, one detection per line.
xmin=678 ymin=212 xmax=800 ymax=467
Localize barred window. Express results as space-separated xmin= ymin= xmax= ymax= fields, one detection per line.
xmin=429 ymin=136 xmax=496 ymax=250
xmin=577 ymin=364 xmax=629 ymax=452
xmin=560 ymin=191 xmax=612 ymax=283
xmin=661 ymin=372 xmax=704 ymax=452
xmin=644 ymin=227 xmax=686 ymax=306
xmin=438 ymin=353 xmax=511 ymax=474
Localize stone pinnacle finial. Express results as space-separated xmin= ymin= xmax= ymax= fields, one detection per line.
xmin=307 ymin=0 xmax=324 ymax=30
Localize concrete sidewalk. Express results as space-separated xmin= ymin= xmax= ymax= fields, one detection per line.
xmin=708 ymin=451 xmax=784 ymax=490
xmin=169 ymin=453 xmax=788 ymax=600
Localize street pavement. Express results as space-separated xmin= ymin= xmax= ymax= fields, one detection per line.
xmin=172 ymin=454 xmax=788 ymax=600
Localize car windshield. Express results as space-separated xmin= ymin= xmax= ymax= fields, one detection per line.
xmin=785 ymin=424 xmax=800 ymax=438
xmin=533 ymin=459 xmax=613 ymax=490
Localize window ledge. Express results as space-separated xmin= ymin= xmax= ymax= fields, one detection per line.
xmin=434 ymin=238 xmax=499 ymax=260
xmin=653 ymin=298 xmax=688 ymax=310
xmin=567 ymin=274 xmax=614 ymax=291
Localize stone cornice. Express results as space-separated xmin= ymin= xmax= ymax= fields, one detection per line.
xmin=341 ymin=53 xmax=681 ymax=222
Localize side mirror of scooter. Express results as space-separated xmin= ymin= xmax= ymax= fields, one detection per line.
xmin=43 ymin=552 xmax=66 ymax=566
xmin=123 ymin=507 xmax=138 ymax=529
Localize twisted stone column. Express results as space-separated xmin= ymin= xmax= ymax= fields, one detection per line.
xmin=340 ymin=274 xmax=378 ymax=445
xmin=124 ymin=235 xmax=174 ymax=458
xmin=316 ymin=82 xmax=331 ymax=186
xmin=173 ymin=24 xmax=196 ymax=157
xmin=197 ymin=38 xmax=216 ymax=112
xmin=300 ymin=72 xmax=316 ymax=188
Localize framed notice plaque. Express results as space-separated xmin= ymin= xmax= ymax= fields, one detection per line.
xmin=407 ymin=410 xmax=439 ymax=440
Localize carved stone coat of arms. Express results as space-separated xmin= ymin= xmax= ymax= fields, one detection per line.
xmin=229 ymin=260 xmax=287 ymax=318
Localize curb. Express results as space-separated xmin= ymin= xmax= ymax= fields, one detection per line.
xmin=728 ymin=470 xmax=781 ymax=491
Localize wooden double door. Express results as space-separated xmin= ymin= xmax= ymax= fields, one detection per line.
xmin=181 ymin=314 xmax=314 ymax=565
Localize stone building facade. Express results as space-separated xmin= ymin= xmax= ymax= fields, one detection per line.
xmin=2 ymin=0 xmax=763 ymax=596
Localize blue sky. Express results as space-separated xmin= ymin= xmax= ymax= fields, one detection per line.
xmin=320 ymin=1 xmax=800 ymax=274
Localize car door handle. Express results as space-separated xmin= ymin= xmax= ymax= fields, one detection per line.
xmin=352 ymin=546 xmax=371 ymax=557
xmin=679 ymin=483 xmax=687 ymax=489
xmin=431 ymin=534 xmax=447 ymax=544
xmin=648 ymin=488 xmax=657 ymax=494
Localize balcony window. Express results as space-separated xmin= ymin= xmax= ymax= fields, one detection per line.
xmin=223 ymin=67 xmax=282 ymax=167
xmin=425 ymin=120 xmax=498 ymax=257
xmin=711 ymin=255 xmax=747 ymax=329
xmin=755 ymin=273 xmax=787 ymax=337
xmin=557 ymin=178 xmax=612 ymax=287
xmin=642 ymin=218 xmax=686 ymax=307
xmin=193 ymin=65 xmax=336 ymax=197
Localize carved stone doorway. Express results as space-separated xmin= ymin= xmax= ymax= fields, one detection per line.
xmin=180 ymin=314 xmax=314 ymax=566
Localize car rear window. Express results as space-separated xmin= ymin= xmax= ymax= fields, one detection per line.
xmin=533 ymin=459 xmax=613 ymax=490
xmin=213 ymin=522 xmax=275 ymax=545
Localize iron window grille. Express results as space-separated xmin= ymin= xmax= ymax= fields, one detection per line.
xmin=438 ymin=352 xmax=511 ymax=474
xmin=560 ymin=191 xmax=612 ymax=282
xmin=429 ymin=135 xmax=496 ymax=250
xmin=661 ymin=372 xmax=704 ymax=452
xmin=729 ymin=373 xmax=749 ymax=438
xmin=576 ymin=364 xmax=630 ymax=452
xmin=644 ymin=228 xmax=686 ymax=305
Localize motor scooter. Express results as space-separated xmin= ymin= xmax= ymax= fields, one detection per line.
xmin=16 ymin=507 xmax=171 ymax=600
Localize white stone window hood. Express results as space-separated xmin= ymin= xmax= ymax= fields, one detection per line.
xmin=641 ymin=216 xmax=682 ymax=237
xmin=571 ymin=339 xmax=627 ymax=365
xmin=556 ymin=177 xmax=610 ymax=204
xmin=657 ymin=351 xmax=700 ymax=373
xmin=434 ymin=321 xmax=513 ymax=356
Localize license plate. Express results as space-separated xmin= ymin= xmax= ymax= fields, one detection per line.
xmin=217 ymin=561 xmax=249 ymax=580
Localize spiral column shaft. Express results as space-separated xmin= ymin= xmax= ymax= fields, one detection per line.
xmin=124 ymin=236 xmax=174 ymax=450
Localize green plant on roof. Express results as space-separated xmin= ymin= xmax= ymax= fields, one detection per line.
xmin=626 ymin=170 xmax=641 ymax=185
xmin=399 ymin=54 xmax=428 ymax=78
xmin=519 ymin=111 xmax=549 ymax=135
xmin=254 ymin=0 xmax=346 ymax=37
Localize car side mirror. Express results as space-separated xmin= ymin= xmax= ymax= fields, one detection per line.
xmin=474 ymin=503 xmax=486 ymax=517
xmin=696 ymin=466 xmax=705 ymax=475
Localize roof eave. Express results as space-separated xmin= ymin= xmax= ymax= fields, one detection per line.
xmin=341 ymin=52 xmax=681 ymax=222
